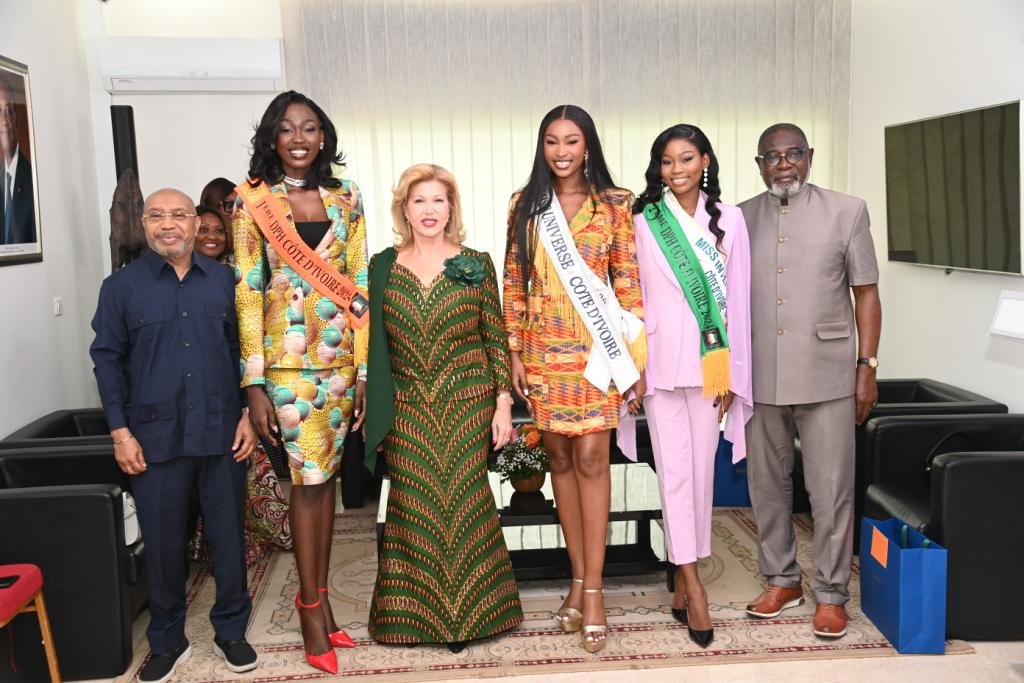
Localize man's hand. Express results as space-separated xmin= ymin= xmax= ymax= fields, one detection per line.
xmin=246 ymin=385 xmax=279 ymax=444
xmin=855 ymin=365 xmax=878 ymax=424
xmin=352 ymin=378 xmax=367 ymax=433
xmin=111 ymin=428 xmax=146 ymax=474
xmin=232 ymin=412 xmax=257 ymax=462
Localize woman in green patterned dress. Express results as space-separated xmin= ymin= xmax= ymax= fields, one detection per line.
xmin=365 ymin=164 xmax=523 ymax=652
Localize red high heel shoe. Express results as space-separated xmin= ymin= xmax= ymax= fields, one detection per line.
xmin=295 ymin=593 xmax=339 ymax=674
xmin=318 ymin=587 xmax=356 ymax=648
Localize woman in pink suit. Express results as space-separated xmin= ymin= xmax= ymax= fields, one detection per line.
xmin=619 ymin=124 xmax=752 ymax=648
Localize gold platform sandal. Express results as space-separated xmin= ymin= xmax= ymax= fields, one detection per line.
xmin=556 ymin=578 xmax=583 ymax=633
xmin=581 ymin=587 xmax=607 ymax=653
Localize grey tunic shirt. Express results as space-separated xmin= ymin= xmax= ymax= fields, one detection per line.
xmin=739 ymin=184 xmax=879 ymax=406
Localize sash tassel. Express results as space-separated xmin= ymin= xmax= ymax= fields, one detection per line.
xmin=700 ymin=347 xmax=730 ymax=398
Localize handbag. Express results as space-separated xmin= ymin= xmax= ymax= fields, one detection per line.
xmin=859 ymin=516 xmax=948 ymax=653
xmin=259 ymin=435 xmax=292 ymax=480
xmin=712 ymin=433 xmax=751 ymax=507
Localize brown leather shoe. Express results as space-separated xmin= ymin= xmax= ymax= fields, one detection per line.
xmin=745 ymin=585 xmax=804 ymax=618
xmin=812 ymin=603 xmax=848 ymax=638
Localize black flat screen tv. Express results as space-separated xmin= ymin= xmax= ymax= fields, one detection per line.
xmin=884 ymin=101 xmax=1021 ymax=275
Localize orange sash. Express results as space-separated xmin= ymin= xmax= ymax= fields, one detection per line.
xmin=236 ymin=181 xmax=368 ymax=329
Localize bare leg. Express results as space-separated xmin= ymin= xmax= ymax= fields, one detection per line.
xmin=677 ymin=562 xmax=711 ymax=630
xmin=573 ymin=430 xmax=611 ymax=645
xmin=291 ymin=482 xmax=331 ymax=656
xmin=543 ymin=431 xmax=584 ymax=617
xmin=316 ymin=475 xmax=339 ymax=631
xmin=672 ymin=565 xmax=688 ymax=610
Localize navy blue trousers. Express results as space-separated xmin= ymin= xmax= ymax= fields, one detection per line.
xmin=132 ymin=454 xmax=251 ymax=655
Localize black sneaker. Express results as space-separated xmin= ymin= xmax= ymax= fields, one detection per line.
xmin=213 ymin=635 xmax=258 ymax=673
xmin=139 ymin=639 xmax=191 ymax=683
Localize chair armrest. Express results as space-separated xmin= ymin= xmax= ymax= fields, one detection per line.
xmin=0 ymin=445 xmax=129 ymax=490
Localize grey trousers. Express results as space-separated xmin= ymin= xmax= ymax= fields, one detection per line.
xmin=745 ymin=396 xmax=855 ymax=605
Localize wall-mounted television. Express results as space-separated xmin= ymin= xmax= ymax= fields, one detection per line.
xmin=884 ymin=101 xmax=1021 ymax=275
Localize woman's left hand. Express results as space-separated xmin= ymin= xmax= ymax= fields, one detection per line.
xmin=492 ymin=403 xmax=514 ymax=451
xmin=713 ymin=390 xmax=735 ymax=422
xmin=352 ymin=379 xmax=367 ymax=433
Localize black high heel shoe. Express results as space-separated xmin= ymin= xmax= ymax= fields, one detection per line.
xmin=671 ymin=606 xmax=688 ymax=624
xmin=685 ymin=589 xmax=714 ymax=649
xmin=447 ymin=641 xmax=467 ymax=654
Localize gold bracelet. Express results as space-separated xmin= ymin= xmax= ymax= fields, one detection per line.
xmin=114 ymin=434 xmax=135 ymax=445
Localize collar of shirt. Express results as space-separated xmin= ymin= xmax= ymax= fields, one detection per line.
xmin=4 ymin=145 xmax=19 ymax=181
xmin=141 ymin=248 xmax=217 ymax=278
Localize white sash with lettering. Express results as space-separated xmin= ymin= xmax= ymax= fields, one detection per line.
xmin=662 ymin=192 xmax=729 ymax=320
xmin=535 ymin=197 xmax=643 ymax=392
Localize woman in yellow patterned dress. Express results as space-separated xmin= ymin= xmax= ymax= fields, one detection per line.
xmin=503 ymin=105 xmax=645 ymax=654
xmin=234 ymin=91 xmax=367 ymax=674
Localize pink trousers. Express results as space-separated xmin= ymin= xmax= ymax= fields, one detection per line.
xmin=643 ymin=386 xmax=720 ymax=565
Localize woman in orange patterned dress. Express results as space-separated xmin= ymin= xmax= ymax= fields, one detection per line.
xmin=502 ymin=105 xmax=645 ymax=654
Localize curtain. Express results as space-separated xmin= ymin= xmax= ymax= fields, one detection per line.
xmin=282 ymin=0 xmax=851 ymax=257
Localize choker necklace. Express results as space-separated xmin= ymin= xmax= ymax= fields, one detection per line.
xmin=283 ymin=175 xmax=311 ymax=188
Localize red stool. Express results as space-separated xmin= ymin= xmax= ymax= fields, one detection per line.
xmin=0 ymin=564 xmax=60 ymax=682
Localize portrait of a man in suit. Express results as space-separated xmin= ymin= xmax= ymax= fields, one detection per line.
xmin=0 ymin=70 xmax=37 ymax=246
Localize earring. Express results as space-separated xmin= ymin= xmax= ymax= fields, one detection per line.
xmin=702 ymin=167 xmax=709 ymax=189
xmin=584 ymin=151 xmax=590 ymax=181
xmin=319 ymin=142 xmax=324 ymax=150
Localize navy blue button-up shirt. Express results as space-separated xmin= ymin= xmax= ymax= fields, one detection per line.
xmin=90 ymin=250 xmax=243 ymax=462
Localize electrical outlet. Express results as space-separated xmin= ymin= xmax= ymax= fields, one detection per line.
xmin=53 ymin=297 xmax=63 ymax=316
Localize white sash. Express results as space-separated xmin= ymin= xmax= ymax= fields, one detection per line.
xmin=535 ymin=195 xmax=643 ymax=392
xmin=663 ymin=192 xmax=729 ymax=321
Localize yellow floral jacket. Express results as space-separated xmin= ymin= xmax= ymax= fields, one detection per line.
xmin=233 ymin=179 xmax=369 ymax=387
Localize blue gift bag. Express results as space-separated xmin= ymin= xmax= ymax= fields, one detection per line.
xmin=859 ymin=517 xmax=948 ymax=654
xmin=712 ymin=433 xmax=751 ymax=507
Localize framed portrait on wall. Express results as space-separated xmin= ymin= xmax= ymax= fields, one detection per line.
xmin=0 ymin=57 xmax=42 ymax=265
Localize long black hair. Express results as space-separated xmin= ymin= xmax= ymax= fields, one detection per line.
xmin=508 ymin=104 xmax=622 ymax=296
xmin=633 ymin=124 xmax=725 ymax=251
xmin=246 ymin=90 xmax=344 ymax=189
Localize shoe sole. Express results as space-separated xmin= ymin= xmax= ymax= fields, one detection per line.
xmin=140 ymin=645 xmax=191 ymax=683
xmin=214 ymin=642 xmax=258 ymax=673
xmin=745 ymin=596 xmax=804 ymax=618
xmin=813 ymin=624 xmax=848 ymax=638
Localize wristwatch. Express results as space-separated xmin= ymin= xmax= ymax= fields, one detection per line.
xmin=857 ymin=357 xmax=879 ymax=369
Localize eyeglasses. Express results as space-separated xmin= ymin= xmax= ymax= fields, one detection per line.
xmin=144 ymin=211 xmax=196 ymax=223
xmin=220 ymin=200 xmax=235 ymax=213
xmin=756 ymin=148 xmax=808 ymax=167
xmin=198 ymin=224 xmax=227 ymax=236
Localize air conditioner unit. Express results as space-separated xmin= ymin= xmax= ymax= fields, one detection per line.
xmin=101 ymin=37 xmax=284 ymax=94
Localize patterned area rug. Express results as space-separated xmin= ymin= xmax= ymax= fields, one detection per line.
xmin=115 ymin=507 xmax=971 ymax=682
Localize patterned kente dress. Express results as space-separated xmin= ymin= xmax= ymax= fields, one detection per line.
xmin=233 ymin=180 xmax=369 ymax=485
xmin=368 ymin=247 xmax=523 ymax=644
xmin=502 ymin=187 xmax=644 ymax=436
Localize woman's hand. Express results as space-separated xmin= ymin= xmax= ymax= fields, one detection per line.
xmin=510 ymin=351 xmax=529 ymax=402
xmin=492 ymin=400 xmax=514 ymax=451
xmin=352 ymin=379 xmax=367 ymax=433
xmin=232 ymin=412 xmax=257 ymax=462
xmin=246 ymin=385 xmax=279 ymax=445
xmin=713 ymin=390 xmax=735 ymax=422
xmin=626 ymin=376 xmax=647 ymax=415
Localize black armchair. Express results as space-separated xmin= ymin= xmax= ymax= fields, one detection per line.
xmin=792 ymin=379 xmax=1007 ymax=541
xmin=0 ymin=445 xmax=147 ymax=680
xmin=862 ymin=414 xmax=1024 ymax=640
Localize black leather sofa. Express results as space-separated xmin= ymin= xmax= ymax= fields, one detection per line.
xmin=792 ymin=379 xmax=1007 ymax=545
xmin=0 ymin=442 xmax=147 ymax=680
xmin=862 ymin=414 xmax=1024 ymax=640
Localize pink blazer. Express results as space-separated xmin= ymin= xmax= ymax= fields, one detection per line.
xmin=618 ymin=194 xmax=753 ymax=463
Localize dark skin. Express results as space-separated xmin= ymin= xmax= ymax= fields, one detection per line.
xmin=246 ymin=103 xmax=365 ymax=657
xmin=755 ymin=128 xmax=881 ymax=425
xmin=509 ymin=117 xmax=638 ymax=649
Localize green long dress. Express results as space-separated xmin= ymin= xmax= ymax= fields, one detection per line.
xmin=367 ymin=247 xmax=523 ymax=644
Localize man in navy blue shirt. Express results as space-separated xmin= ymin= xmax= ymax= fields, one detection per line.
xmin=90 ymin=187 xmax=259 ymax=683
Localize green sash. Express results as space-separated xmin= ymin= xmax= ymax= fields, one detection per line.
xmin=643 ymin=199 xmax=731 ymax=397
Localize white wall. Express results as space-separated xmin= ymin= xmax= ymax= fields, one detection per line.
xmin=0 ymin=1 xmax=107 ymax=435
xmin=850 ymin=0 xmax=1024 ymax=411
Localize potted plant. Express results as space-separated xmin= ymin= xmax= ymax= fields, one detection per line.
xmin=493 ymin=422 xmax=549 ymax=492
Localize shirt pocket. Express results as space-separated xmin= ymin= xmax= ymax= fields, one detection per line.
xmin=130 ymin=401 xmax=176 ymax=440
xmin=815 ymin=321 xmax=852 ymax=340
xmin=202 ymin=300 xmax=234 ymax=349
xmin=126 ymin=307 xmax=169 ymax=354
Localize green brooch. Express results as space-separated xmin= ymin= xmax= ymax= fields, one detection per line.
xmin=444 ymin=254 xmax=485 ymax=286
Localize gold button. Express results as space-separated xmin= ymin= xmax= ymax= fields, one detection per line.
xmin=777 ymin=298 xmax=784 ymax=305
xmin=778 ymin=236 xmax=785 ymax=243
xmin=777 ymin=267 xmax=784 ymax=273
xmin=777 ymin=328 xmax=785 ymax=335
